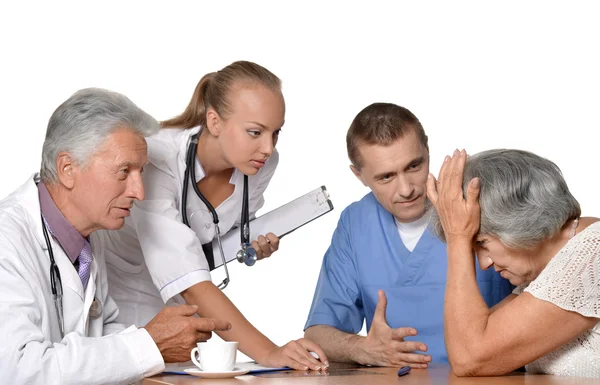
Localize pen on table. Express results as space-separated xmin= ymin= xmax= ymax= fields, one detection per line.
xmin=397 ymin=366 xmax=411 ymax=376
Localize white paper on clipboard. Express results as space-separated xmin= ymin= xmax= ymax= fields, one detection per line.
xmin=210 ymin=186 xmax=333 ymax=269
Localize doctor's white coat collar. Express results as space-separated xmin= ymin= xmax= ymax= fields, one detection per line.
xmin=17 ymin=173 xmax=49 ymax=252
xmin=16 ymin=174 xmax=96 ymax=300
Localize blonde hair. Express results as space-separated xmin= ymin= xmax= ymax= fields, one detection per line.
xmin=161 ymin=61 xmax=282 ymax=129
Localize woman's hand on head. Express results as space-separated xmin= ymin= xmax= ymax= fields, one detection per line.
xmin=427 ymin=149 xmax=481 ymax=244
xmin=252 ymin=232 xmax=279 ymax=260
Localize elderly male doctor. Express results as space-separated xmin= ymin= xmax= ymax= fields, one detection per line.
xmin=0 ymin=88 xmax=231 ymax=384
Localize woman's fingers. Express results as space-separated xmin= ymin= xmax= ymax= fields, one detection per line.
xmin=250 ymin=240 xmax=264 ymax=259
xmin=433 ymin=150 xmax=470 ymax=207
xmin=253 ymin=234 xmax=279 ymax=260
xmin=426 ymin=173 xmax=438 ymax=205
xmin=434 ymin=149 xmax=481 ymax=241
xmin=450 ymin=150 xmax=467 ymax=186
xmin=466 ymin=177 xmax=481 ymax=211
xmin=279 ymin=340 xmax=325 ymax=371
xmin=290 ymin=345 xmax=322 ymax=370
xmin=265 ymin=233 xmax=280 ymax=251
xmin=437 ymin=155 xmax=452 ymax=187
xmin=296 ymin=338 xmax=330 ymax=367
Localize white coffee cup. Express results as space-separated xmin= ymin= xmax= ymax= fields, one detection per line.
xmin=190 ymin=341 xmax=239 ymax=372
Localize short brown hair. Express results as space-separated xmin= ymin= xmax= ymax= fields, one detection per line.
xmin=346 ymin=103 xmax=428 ymax=169
xmin=161 ymin=61 xmax=282 ymax=129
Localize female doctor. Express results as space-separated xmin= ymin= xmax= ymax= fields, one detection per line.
xmin=95 ymin=61 xmax=328 ymax=371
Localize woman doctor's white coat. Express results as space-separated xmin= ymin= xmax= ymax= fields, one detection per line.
xmin=0 ymin=176 xmax=164 ymax=385
xmin=97 ymin=127 xmax=278 ymax=327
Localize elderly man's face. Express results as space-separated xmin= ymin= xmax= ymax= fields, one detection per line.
xmin=71 ymin=127 xmax=147 ymax=235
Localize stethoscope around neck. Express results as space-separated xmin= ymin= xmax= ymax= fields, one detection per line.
xmin=181 ymin=132 xmax=257 ymax=290
xmin=40 ymin=208 xmax=103 ymax=339
xmin=41 ymin=212 xmax=66 ymax=338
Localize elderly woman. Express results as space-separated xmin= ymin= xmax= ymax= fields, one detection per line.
xmin=427 ymin=149 xmax=599 ymax=378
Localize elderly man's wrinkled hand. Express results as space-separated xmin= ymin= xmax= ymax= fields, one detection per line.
xmin=144 ymin=304 xmax=231 ymax=363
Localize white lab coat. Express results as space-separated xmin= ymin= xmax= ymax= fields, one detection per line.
xmin=96 ymin=127 xmax=278 ymax=326
xmin=0 ymin=176 xmax=164 ymax=385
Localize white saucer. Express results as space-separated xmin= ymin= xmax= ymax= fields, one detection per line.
xmin=184 ymin=367 xmax=251 ymax=379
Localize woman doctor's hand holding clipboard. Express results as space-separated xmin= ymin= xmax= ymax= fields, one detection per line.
xmin=98 ymin=61 xmax=328 ymax=371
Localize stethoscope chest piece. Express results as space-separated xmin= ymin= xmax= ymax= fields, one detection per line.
xmin=89 ymin=297 xmax=102 ymax=318
xmin=236 ymin=243 xmax=257 ymax=266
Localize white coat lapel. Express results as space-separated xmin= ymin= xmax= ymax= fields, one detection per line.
xmin=82 ymin=259 xmax=98 ymax=334
xmin=21 ymin=175 xmax=88 ymax=333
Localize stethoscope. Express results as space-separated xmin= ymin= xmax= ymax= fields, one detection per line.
xmin=181 ymin=133 xmax=258 ymax=290
xmin=41 ymin=213 xmax=65 ymax=338
xmin=41 ymin=212 xmax=103 ymax=339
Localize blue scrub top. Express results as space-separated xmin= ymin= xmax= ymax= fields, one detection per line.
xmin=305 ymin=193 xmax=512 ymax=363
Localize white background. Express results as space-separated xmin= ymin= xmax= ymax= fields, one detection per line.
xmin=1 ymin=1 xmax=599 ymax=361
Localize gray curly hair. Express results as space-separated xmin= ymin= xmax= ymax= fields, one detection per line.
xmin=40 ymin=88 xmax=159 ymax=183
xmin=429 ymin=149 xmax=581 ymax=249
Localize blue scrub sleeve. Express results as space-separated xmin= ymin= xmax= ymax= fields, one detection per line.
xmin=304 ymin=212 xmax=365 ymax=333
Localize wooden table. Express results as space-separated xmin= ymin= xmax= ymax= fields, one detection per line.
xmin=140 ymin=363 xmax=600 ymax=385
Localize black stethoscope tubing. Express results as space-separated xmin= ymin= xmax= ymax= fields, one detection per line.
xmin=181 ymin=133 xmax=258 ymax=290
xmin=41 ymin=210 xmax=103 ymax=338
xmin=41 ymin=213 xmax=65 ymax=338
xmin=182 ymin=134 xmax=219 ymax=227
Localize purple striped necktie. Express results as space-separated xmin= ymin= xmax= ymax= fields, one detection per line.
xmin=78 ymin=241 xmax=93 ymax=290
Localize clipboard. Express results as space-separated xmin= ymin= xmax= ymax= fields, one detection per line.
xmin=205 ymin=186 xmax=334 ymax=270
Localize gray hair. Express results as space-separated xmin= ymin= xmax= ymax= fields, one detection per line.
xmin=430 ymin=149 xmax=581 ymax=249
xmin=40 ymin=88 xmax=160 ymax=183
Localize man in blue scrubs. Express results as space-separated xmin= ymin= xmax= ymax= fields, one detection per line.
xmin=304 ymin=103 xmax=511 ymax=368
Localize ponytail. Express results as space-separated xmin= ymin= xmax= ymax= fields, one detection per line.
xmin=161 ymin=72 xmax=216 ymax=129
xmin=161 ymin=61 xmax=281 ymax=130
